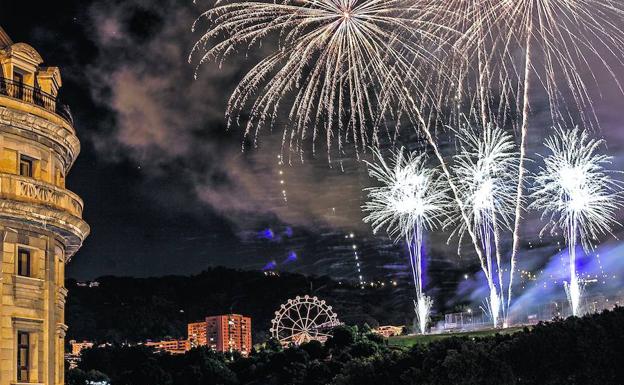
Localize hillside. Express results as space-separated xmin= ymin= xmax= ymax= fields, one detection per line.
xmin=70 ymin=308 xmax=624 ymax=385
xmin=66 ymin=267 xmax=413 ymax=343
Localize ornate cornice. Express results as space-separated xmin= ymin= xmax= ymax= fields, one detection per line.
xmin=0 ymin=200 xmax=89 ymax=260
xmin=7 ymin=42 xmax=44 ymax=65
xmin=0 ymin=104 xmax=80 ymax=170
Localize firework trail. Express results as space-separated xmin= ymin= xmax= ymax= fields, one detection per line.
xmin=448 ymin=122 xmax=518 ymax=327
xmin=427 ymin=0 xmax=624 ymax=312
xmin=530 ymin=127 xmax=622 ymax=316
xmin=190 ymin=0 xmax=453 ymax=160
xmin=363 ymin=147 xmax=448 ymax=334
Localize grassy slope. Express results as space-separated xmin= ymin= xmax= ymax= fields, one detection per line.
xmin=388 ymin=326 xmax=527 ymax=346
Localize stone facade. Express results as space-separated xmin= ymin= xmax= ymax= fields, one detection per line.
xmin=0 ymin=27 xmax=89 ymax=385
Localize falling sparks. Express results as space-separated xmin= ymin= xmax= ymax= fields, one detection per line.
xmin=449 ymin=122 xmax=519 ymax=327
xmin=345 ymin=232 xmax=365 ymax=288
xmin=277 ymin=154 xmax=288 ymax=203
xmin=363 ymin=147 xmax=449 ymax=333
xmin=444 ymin=0 xmax=624 ymax=121
xmin=190 ymin=0 xmax=450 ymax=159
xmin=530 ymin=127 xmax=623 ymax=316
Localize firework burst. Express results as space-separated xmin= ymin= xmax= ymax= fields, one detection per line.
xmin=190 ymin=0 xmax=452 ymax=159
xmin=449 ymin=122 xmax=518 ymax=326
xmin=440 ymin=0 xmax=624 ymax=125
xmin=433 ymin=0 xmax=624 ymax=314
xmin=530 ymin=126 xmax=622 ymax=316
xmin=363 ymin=147 xmax=448 ymax=333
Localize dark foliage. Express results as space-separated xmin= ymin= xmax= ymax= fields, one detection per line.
xmin=70 ymin=307 xmax=624 ymax=385
xmin=66 ymin=267 xmax=413 ymax=343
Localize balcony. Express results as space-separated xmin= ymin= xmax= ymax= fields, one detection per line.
xmin=0 ymin=77 xmax=73 ymax=125
xmin=0 ymin=172 xmax=83 ymax=218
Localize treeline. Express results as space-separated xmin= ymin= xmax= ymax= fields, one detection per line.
xmin=66 ymin=267 xmax=412 ymax=343
xmin=68 ymin=307 xmax=624 ymax=385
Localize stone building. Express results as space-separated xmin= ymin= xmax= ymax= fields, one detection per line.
xmin=0 ymin=26 xmax=89 ymax=385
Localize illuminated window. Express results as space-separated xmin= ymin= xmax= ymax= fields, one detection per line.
xmin=19 ymin=156 xmax=33 ymax=177
xmin=17 ymin=248 xmax=31 ymax=277
xmin=17 ymin=331 xmax=29 ymax=382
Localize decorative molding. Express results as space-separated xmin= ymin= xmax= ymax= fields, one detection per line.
xmin=56 ymin=323 xmax=68 ymax=338
xmin=12 ymin=316 xmax=44 ymax=331
xmin=0 ymin=173 xmax=84 ymax=217
xmin=8 ymin=43 xmax=44 ymax=65
xmin=0 ymin=200 xmax=89 ymax=259
xmin=0 ymin=105 xmax=80 ymax=170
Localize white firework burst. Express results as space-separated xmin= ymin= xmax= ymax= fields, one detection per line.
xmin=190 ymin=0 xmax=450 ymax=158
xmin=431 ymin=1 xmax=624 ymax=315
xmin=363 ymin=147 xmax=448 ymax=243
xmin=449 ymin=122 xmax=519 ymax=327
xmin=530 ymin=126 xmax=623 ymax=316
xmin=363 ymin=147 xmax=449 ymax=333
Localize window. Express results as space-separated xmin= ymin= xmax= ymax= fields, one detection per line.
xmin=17 ymin=248 xmax=31 ymax=277
xmin=19 ymin=156 xmax=33 ymax=177
xmin=17 ymin=331 xmax=29 ymax=382
xmin=14 ymin=72 xmax=24 ymax=100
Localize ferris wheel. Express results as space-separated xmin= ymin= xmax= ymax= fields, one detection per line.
xmin=270 ymin=295 xmax=340 ymax=345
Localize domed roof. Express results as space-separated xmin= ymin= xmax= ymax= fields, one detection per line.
xmin=8 ymin=42 xmax=44 ymax=65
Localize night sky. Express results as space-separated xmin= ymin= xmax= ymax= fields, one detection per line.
xmin=2 ymin=0 xmax=623 ymax=311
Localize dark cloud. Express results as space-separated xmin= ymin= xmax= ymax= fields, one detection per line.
xmin=75 ymin=0 xmax=407 ymax=286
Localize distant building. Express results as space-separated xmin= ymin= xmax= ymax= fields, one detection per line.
xmin=208 ymin=314 xmax=252 ymax=355
xmin=145 ymin=339 xmax=190 ymax=355
xmin=64 ymin=354 xmax=80 ymax=371
xmin=70 ymin=340 xmax=94 ymax=356
xmin=75 ymin=280 xmax=100 ymax=288
xmin=188 ymin=321 xmax=207 ymax=347
xmin=372 ymin=326 xmax=403 ymax=338
xmin=188 ymin=314 xmax=252 ymax=356
xmin=65 ymin=340 xmax=94 ymax=370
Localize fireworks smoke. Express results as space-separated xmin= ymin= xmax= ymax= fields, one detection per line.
xmin=363 ymin=147 xmax=448 ymax=333
xmin=530 ymin=126 xmax=623 ymax=316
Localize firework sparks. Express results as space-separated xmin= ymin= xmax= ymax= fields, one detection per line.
xmin=435 ymin=0 xmax=624 ymax=312
xmin=530 ymin=126 xmax=622 ymax=316
xmin=189 ymin=0 xmax=624 ymax=323
xmin=190 ymin=0 xmax=450 ymax=159
xmin=441 ymin=0 xmax=624 ymax=125
xmin=449 ymin=122 xmax=518 ymax=327
xmin=363 ymin=147 xmax=448 ymax=333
